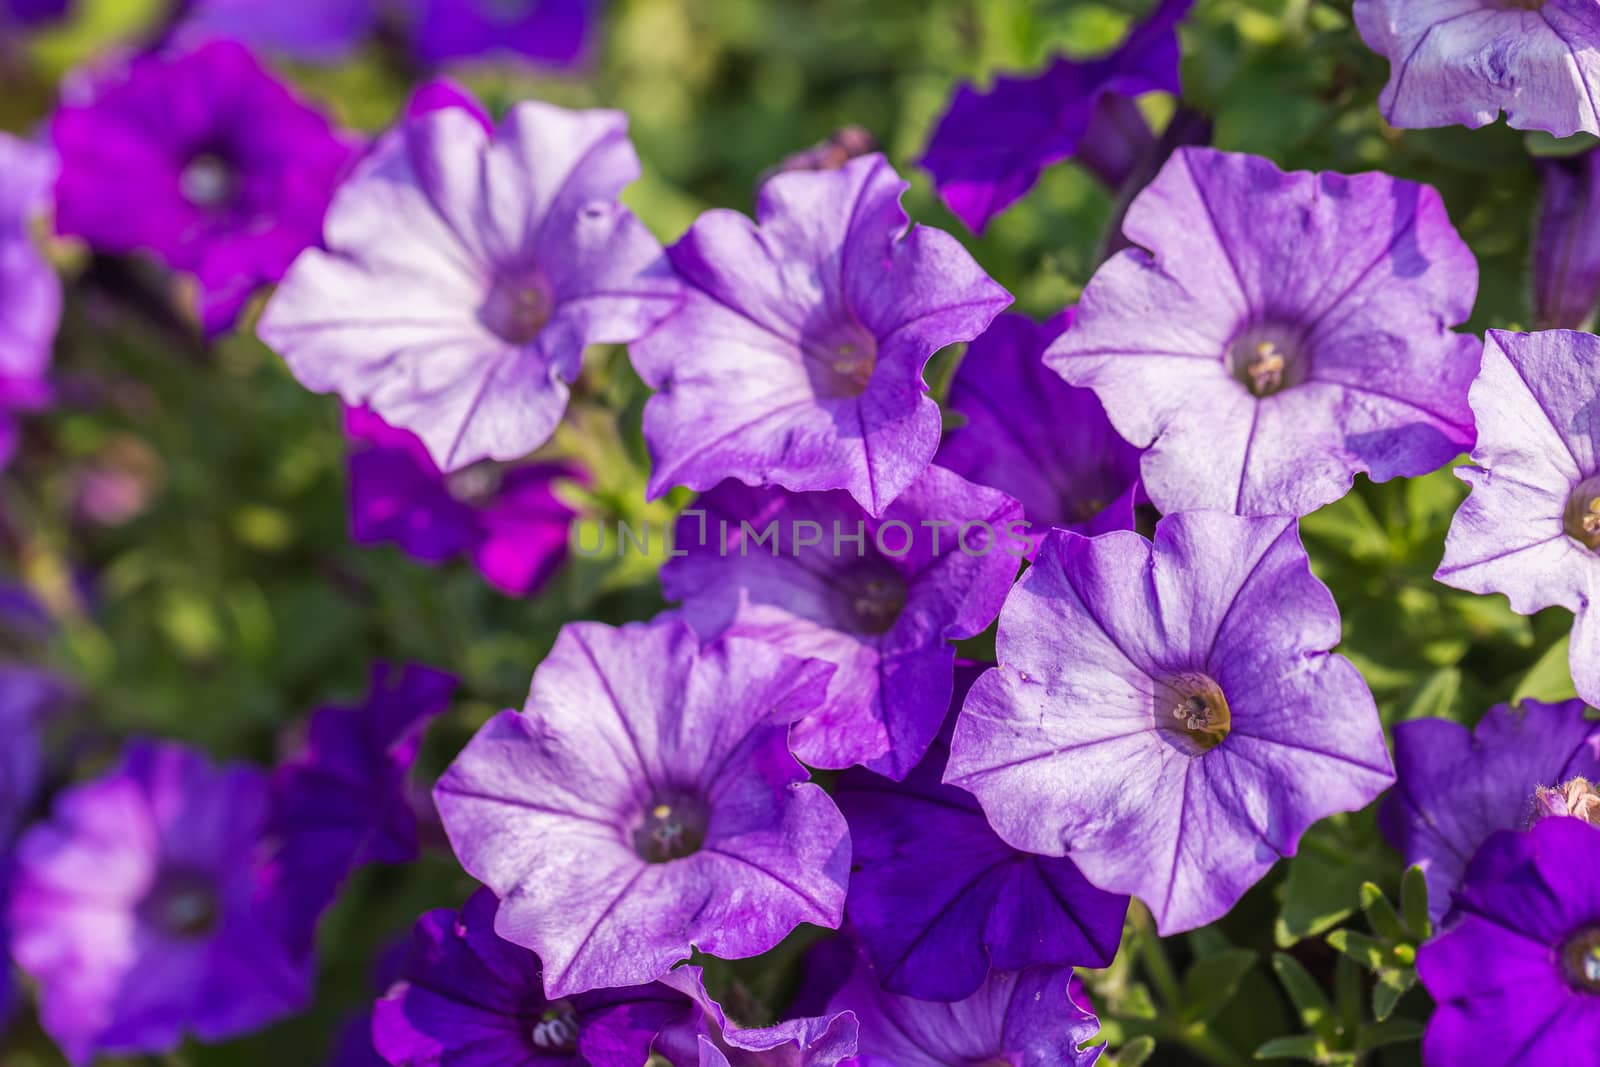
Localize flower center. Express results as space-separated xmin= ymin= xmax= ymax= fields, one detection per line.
xmin=1226 ymin=326 xmax=1308 ymax=398
xmin=802 ymin=319 xmax=878 ymax=398
xmin=141 ymin=870 xmax=221 ymax=938
xmin=831 ymin=559 xmax=908 ymax=634
xmin=529 ymin=1002 xmax=580 ymax=1052
xmin=479 ymin=273 xmax=553 ymax=345
xmin=631 ymin=792 xmax=709 ymax=863
xmin=1564 ymin=476 xmax=1600 ymax=550
xmin=1533 ymin=777 xmax=1600 ymax=826
xmin=1155 ymin=672 xmax=1231 ymax=755
xmin=180 ymin=152 xmax=235 ymax=209
xmin=1562 ymin=927 xmax=1600 ymax=994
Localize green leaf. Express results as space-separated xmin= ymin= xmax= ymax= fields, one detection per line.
xmin=1104 ymin=1035 xmax=1156 ymax=1067
xmin=1181 ymin=948 xmax=1258 ymax=1023
xmin=1255 ymin=1035 xmax=1330 ymax=1061
xmin=1357 ymin=1016 xmax=1426 ymax=1052
xmin=1271 ymin=954 xmax=1334 ymax=1038
xmin=1512 ymin=634 xmax=1577 ymax=705
xmin=1326 ymin=929 xmax=1385 ymax=971
xmin=1373 ymin=968 xmax=1417 ymax=1022
xmin=1397 ymin=666 xmax=1460 ymax=722
xmin=1359 ymin=883 xmax=1407 ymax=943
xmin=1400 ymin=865 xmax=1432 ymax=940
xmin=1275 ymin=844 xmax=1364 ymax=946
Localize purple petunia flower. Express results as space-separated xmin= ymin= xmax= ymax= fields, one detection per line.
xmin=631 ymin=153 xmax=1010 ymax=517
xmin=51 ymin=41 xmax=356 ymax=336
xmin=1381 ymin=698 xmax=1600 ymax=922
xmin=260 ymin=90 xmax=679 ymax=474
xmin=945 ymin=512 xmax=1394 ymax=934
xmin=834 ymin=664 xmax=1127 ymax=1000
xmin=920 ymin=0 xmax=1191 ymax=233
xmin=0 ymin=132 xmax=60 ymax=468
xmin=407 ymin=0 xmax=600 ymax=69
xmin=661 ymin=465 xmax=1021 ymax=778
xmin=1046 ymin=146 xmax=1479 ymax=518
xmin=824 ymin=944 xmax=1102 ymax=1067
xmin=0 ymin=665 xmax=69 ymax=842
xmin=1 ymin=0 xmax=67 ymax=28
xmin=175 ymin=0 xmax=375 ymax=62
xmin=1533 ymin=149 xmax=1600 ymax=330
xmin=9 ymin=741 xmax=311 ymax=1064
xmin=1435 ymin=330 xmax=1600 ymax=709
xmin=433 ymin=617 xmax=850 ymax=998
xmin=1355 ymin=0 xmax=1600 ymax=138
xmin=654 ymin=966 xmax=859 ymax=1067
xmin=937 ymin=311 xmax=1143 ymax=541
xmin=346 ymin=407 xmax=580 ymax=597
xmin=1417 ymin=817 xmax=1600 ymax=1065
xmin=372 ymin=888 xmax=697 ymax=1066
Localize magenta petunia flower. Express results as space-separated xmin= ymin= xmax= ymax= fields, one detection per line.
xmin=0 ymin=132 xmax=60 ymax=468
xmin=1355 ymin=0 xmax=1600 ymax=138
xmin=945 ymin=512 xmax=1393 ymax=934
xmin=631 ymin=153 xmax=1010 ymax=516
xmin=835 ymin=664 xmax=1127 ymax=1001
xmin=9 ymin=741 xmax=312 ymax=1065
xmin=373 ymin=889 xmax=696 ymax=1066
xmin=1381 ymin=698 xmax=1600 ymax=922
xmin=346 ymin=407 xmax=580 ymax=597
xmin=175 ymin=0 xmax=375 ymax=61
xmin=407 ymin=0 xmax=600 ymax=69
xmin=1046 ymin=146 xmax=1479 ymax=518
xmin=1435 ymin=330 xmax=1600 ymax=709
xmin=51 ymin=41 xmax=357 ymax=336
xmin=661 ymin=466 xmax=1021 ymax=778
xmin=433 ymin=617 xmax=850 ymax=998
xmin=260 ymin=91 xmax=679 ymax=474
xmin=937 ymin=311 xmax=1144 ymax=542
xmin=920 ymin=0 xmax=1191 ymax=233
xmin=1534 ymin=149 xmax=1600 ymax=330
xmin=1417 ymin=817 xmax=1600 ymax=1066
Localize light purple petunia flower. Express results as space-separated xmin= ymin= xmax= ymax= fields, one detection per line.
xmin=937 ymin=310 xmax=1144 ymax=542
xmin=407 ymin=0 xmax=600 ymax=69
xmin=631 ymin=153 xmax=1011 ymax=517
xmin=1381 ymin=698 xmax=1600 ymax=922
xmin=945 ymin=512 xmax=1394 ymax=934
xmin=346 ymin=407 xmax=580 ymax=597
xmin=372 ymin=888 xmax=697 ymax=1066
xmin=433 ymin=617 xmax=850 ymax=998
xmin=51 ymin=41 xmax=357 ymax=336
xmin=834 ymin=664 xmax=1127 ymax=1001
xmin=1354 ymin=0 xmax=1600 ymax=138
xmin=824 ymin=944 xmax=1102 ymax=1067
xmin=661 ymin=465 xmax=1021 ymax=778
xmin=9 ymin=741 xmax=312 ymax=1065
xmin=1434 ymin=330 xmax=1600 ymax=709
xmin=1046 ymin=146 xmax=1479 ymax=518
xmin=1417 ymin=818 xmax=1600 ymax=1066
xmin=260 ymin=89 xmax=680 ymax=474
xmin=655 ymin=965 xmax=859 ymax=1067
xmin=174 ymin=0 xmax=375 ymax=61
xmin=1533 ymin=149 xmax=1600 ymax=331
xmin=920 ymin=0 xmax=1191 ymax=233
xmin=0 ymin=132 xmax=60 ymax=468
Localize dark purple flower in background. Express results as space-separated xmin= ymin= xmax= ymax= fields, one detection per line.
xmin=372 ymin=889 xmax=695 ymax=1066
xmin=632 ymin=153 xmax=1010 ymax=516
xmin=1 ymin=0 xmax=68 ymax=29
xmin=1355 ymin=0 xmax=1600 ymax=138
xmin=260 ymin=92 xmax=679 ymax=474
xmin=937 ymin=311 xmax=1143 ymax=542
xmin=51 ymin=41 xmax=356 ymax=336
xmin=0 ymin=132 xmax=60 ymax=468
xmin=9 ymin=741 xmax=311 ymax=1064
xmin=1382 ymin=698 xmax=1600 ymax=922
xmin=434 ymin=618 xmax=849 ymax=997
xmin=0 ymin=665 xmax=70 ymax=842
xmin=1436 ymin=330 xmax=1600 ymax=710
xmin=920 ymin=0 xmax=1190 ymax=233
xmin=825 ymin=945 xmax=1102 ymax=1067
xmin=1533 ymin=149 xmax=1600 ymax=330
xmin=946 ymin=513 xmax=1393 ymax=934
xmin=835 ymin=665 xmax=1127 ymax=1001
xmin=661 ymin=465 xmax=1020 ymax=778
xmin=346 ymin=407 xmax=580 ymax=597
xmin=407 ymin=0 xmax=600 ymax=69
xmin=1047 ymin=147 xmax=1479 ymax=518
xmin=175 ymin=0 xmax=375 ymax=61
xmin=1417 ymin=818 xmax=1600 ymax=1065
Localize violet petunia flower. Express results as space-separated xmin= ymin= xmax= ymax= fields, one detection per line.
xmin=1435 ymin=330 xmax=1600 ymax=709
xmin=1046 ymin=147 xmax=1479 ymax=518
xmin=631 ymin=153 xmax=1010 ymax=517
xmin=661 ymin=466 xmax=1021 ymax=778
xmin=655 ymin=966 xmax=859 ymax=1067
xmin=174 ymin=0 xmax=375 ymax=61
xmin=1381 ymin=698 xmax=1600 ymax=922
xmin=51 ymin=41 xmax=357 ymax=336
xmin=945 ymin=512 xmax=1394 ymax=934
xmin=9 ymin=741 xmax=312 ymax=1065
xmin=0 ymin=132 xmax=60 ymax=468
xmin=0 ymin=665 xmax=70 ymax=842
xmin=1417 ymin=818 xmax=1600 ymax=1065
xmin=835 ymin=664 xmax=1128 ymax=1001
xmin=372 ymin=888 xmax=696 ymax=1066
xmin=825 ymin=945 xmax=1102 ymax=1067
xmin=260 ymin=90 xmax=680 ymax=474
xmin=407 ymin=0 xmax=600 ymax=69
xmin=937 ymin=311 xmax=1143 ymax=541
xmin=346 ymin=407 xmax=580 ymax=597
xmin=920 ymin=0 xmax=1190 ymax=233
xmin=1533 ymin=149 xmax=1600 ymax=330
xmin=433 ymin=617 xmax=850 ymax=998
xmin=1354 ymin=0 xmax=1600 ymax=138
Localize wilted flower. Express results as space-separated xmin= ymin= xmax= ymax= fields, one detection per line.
xmin=1533 ymin=149 xmax=1600 ymax=330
